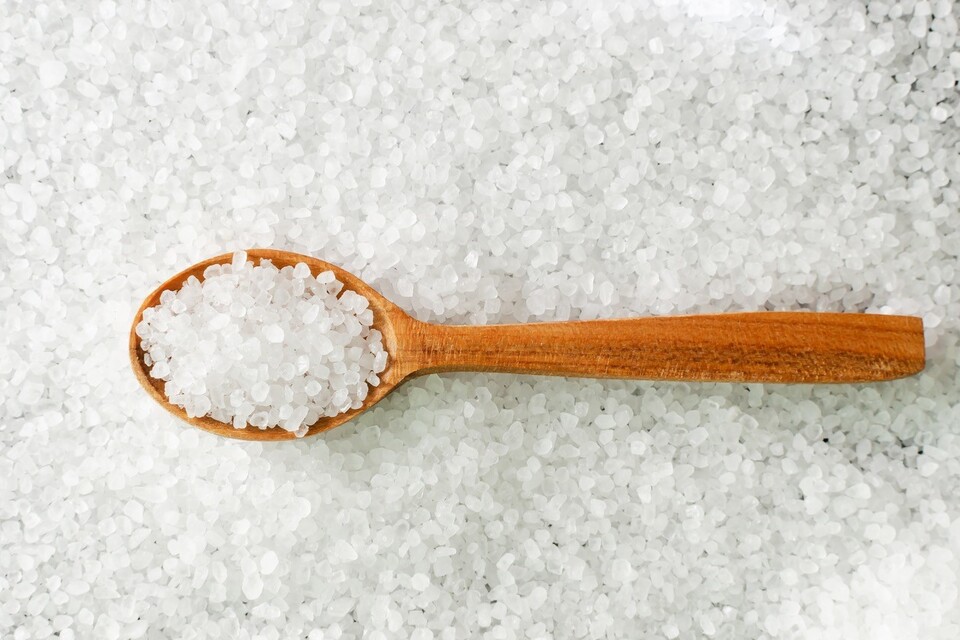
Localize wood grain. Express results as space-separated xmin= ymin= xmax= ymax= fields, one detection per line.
xmin=130 ymin=249 xmax=926 ymax=441
xmin=401 ymin=312 xmax=925 ymax=383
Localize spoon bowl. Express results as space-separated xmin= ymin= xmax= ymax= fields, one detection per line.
xmin=130 ymin=249 xmax=416 ymax=440
xmin=131 ymin=249 xmax=925 ymax=441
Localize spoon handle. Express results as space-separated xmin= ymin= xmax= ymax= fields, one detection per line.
xmin=404 ymin=312 xmax=924 ymax=383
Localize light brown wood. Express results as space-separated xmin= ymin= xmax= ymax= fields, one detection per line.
xmin=130 ymin=249 xmax=926 ymax=441
xmin=403 ymin=313 xmax=925 ymax=382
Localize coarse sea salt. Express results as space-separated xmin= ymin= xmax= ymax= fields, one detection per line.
xmin=136 ymin=252 xmax=387 ymax=436
xmin=3 ymin=0 xmax=959 ymax=638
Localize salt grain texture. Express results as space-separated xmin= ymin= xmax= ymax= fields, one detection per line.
xmin=136 ymin=252 xmax=387 ymax=436
xmin=2 ymin=0 xmax=960 ymax=639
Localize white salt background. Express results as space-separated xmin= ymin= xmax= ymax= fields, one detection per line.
xmin=1 ymin=0 xmax=959 ymax=638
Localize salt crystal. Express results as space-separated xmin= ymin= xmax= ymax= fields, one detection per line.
xmin=78 ymin=163 xmax=101 ymax=188
xmin=39 ymin=60 xmax=67 ymax=88
xmin=464 ymin=129 xmax=483 ymax=149
xmin=263 ymin=325 xmax=285 ymax=343
xmin=18 ymin=382 xmax=44 ymax=405
xmin=845 ymin=483 xmax=871 ymax=500
xmin=787 ymin=89 xmax=809 ymax=114
xmin=687 ymin=427 xmax=709 ymax=447
xmin=242 ymin=572 xmax=264 ymax=599
xmin=411 ymin=573 xmax=430 ymax=591
xmin=611 ymin=558 xmax=633 ymax=582
xmin=260 ymin=550 xmax=279 ymax=574
xmin=288 ymin=164 xmax=316 ymax=189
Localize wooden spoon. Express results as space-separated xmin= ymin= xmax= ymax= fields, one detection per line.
xmin=130 ymin=249 xmax=925 ymax=441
